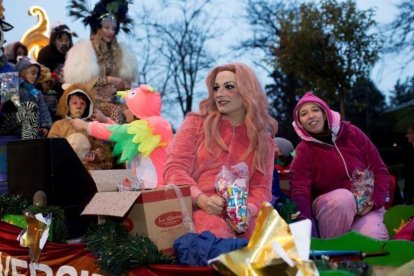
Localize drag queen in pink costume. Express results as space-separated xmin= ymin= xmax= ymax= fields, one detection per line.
xmin=163 ymin=63 xmax=278 ymax=239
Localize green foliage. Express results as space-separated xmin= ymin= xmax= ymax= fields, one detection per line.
xmin=0 ymin=194 xmax=68 ymax=243
xmin=27 ymin=205 xmax=68 ymax=243
xmin=83 ymin=220 xmax=174 ymax=275
xmin=390 ymin=76 xmax=414 ymax=107
xmin=240 ymin=0 xmax=383 ymax=136
xmin=276 ymin=0 xmax=382 ymax=117
xmin=240 ymin=0 xmax=302 ymax=140
xmin=0 ymin=194 xmax=29 ymax=218
xmin=386 ymin=0 xmax=414 ymax=62
xmin=345 ymin=77 xmax=386 ymax=135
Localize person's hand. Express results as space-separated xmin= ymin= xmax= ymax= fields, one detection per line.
xmin=107 ymin=76 xmax=128 ymax=90
xmin=357 ymin=201 xmax=374 ymax=216
xmin=70 ymin=118 xmax=89 ymax=132
xmin=54 ymin=65 xmax=65 ymax=84
xmin=39 ymin=128 xmax=49 ymax=137
xmin=91 ymin=108 xmax=109 ymax=123
xmin=195 ymin=193 xmax=225 ymax=215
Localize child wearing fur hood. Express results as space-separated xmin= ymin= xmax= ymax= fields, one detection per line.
xmin=70 ymin=84 xmax=173 ymax=188
xmin=48 ymin=83 xmax=112 ymax=170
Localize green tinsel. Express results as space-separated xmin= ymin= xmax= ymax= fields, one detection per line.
xmin=0 ymin=194 xmax=68 ymax=243
xmin=0 ymin=194 xmax=29 ymax=217
xmin=83 ymin=220 xmax=175 ymax=275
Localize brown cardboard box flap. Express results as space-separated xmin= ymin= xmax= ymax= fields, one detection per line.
xmin=89 ymin=169 xmax=134 ymax=192
xmin=81 ymin=191 xmax=141 ymax=217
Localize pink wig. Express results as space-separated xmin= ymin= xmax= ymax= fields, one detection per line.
xmin=197 ymin=63 xmax=278 ymax=173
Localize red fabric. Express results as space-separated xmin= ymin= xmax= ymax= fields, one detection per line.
xmin=394 ymin=218 xmax=414 ymax=241
xmin=0 ymin=221 xmax=101 ymax=274
xmin=0 ymin=221 xmax=220 ymax=275
xmin=129 ymin=264 xmax=220 ymax=276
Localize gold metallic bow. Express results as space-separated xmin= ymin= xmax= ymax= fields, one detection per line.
xmin=209 ymin=202 xmax=317 ymax=275
xmin=19 ymin=212 xmax=50 ymax=263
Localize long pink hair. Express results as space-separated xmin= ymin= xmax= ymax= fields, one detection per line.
xmin=196 ymin=63 xmax=278 ymax=173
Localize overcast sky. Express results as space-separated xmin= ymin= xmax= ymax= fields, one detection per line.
xmin=3 ymin=0 xmax=410 ymax=101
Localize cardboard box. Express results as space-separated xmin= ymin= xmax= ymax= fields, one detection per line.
xmin=82 ymin=170 xmax=192 ymax=253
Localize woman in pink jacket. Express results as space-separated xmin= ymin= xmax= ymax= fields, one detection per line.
xmin=163 ymin=63 xmax=278 ymax=239
xmin=290 ymin=92 xmax=389 ymax=240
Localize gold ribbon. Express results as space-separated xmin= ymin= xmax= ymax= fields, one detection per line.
xmin=19 ymin=212 xmax=49 ymax=263
xmin=210 ymin=202 xmax=317 ymax=275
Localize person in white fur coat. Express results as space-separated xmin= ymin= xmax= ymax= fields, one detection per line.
xmin=64 ymin=0 xmax=138 ymax=124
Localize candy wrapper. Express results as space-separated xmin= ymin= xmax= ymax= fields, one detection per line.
xmin=215 ymin=162 xmax=249 ymax=233
xmin=117 ymin=175 xmax=144 ymax=191
xmin=350 ymin=169 xmax=374 ymax=215
xmin=0 ymin=72 xmax=20 ymax=107
xmin=117 ymin=168 xmax=144 ymax=191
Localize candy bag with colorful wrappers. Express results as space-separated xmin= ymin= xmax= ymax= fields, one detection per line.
xmin=0 ymin=72 xmax=20 ymax=107
xmin=215 ymin=162 xmax=249 ymax=233
xmin=351 ymin=168 xmax=374 ymax=215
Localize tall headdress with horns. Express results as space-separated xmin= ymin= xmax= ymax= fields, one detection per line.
xmin=67 ymin=0 xmax=133 ymax=35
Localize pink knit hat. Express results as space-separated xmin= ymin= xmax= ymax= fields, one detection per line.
xmin=125 ymin=84 xmax=161 ymax=118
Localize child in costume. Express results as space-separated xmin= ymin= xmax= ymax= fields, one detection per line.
xmin=1 ymin=57 xmax=52 ymax=139
xmin=65 ymin=0 xmax=138 ymax=124
xmin=16 ymin=57 xmax=52 ymax=137
xmin=4 ymin=41 xmax=28 ymax=64
xmin=48 ymin=83 xmax=112 ymax=170
xmin=37 ymin=64 xmax=58 ymax=121
xmin=70 ymin=84 xmax=173 ymax=188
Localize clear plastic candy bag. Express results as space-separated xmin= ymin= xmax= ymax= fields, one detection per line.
xmin=214 ymin=162 xmax=249 ymax=233
xmin=350 ymin=168 xmax=374 ymax=215
xmin=0 ymin=72 xmax=20 ymax=107
xmin=117 ymin=169 xmax=144 ymax=191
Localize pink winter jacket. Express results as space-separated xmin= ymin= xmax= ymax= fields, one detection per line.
xmin=163 ymin=114 xmax=274 ymax=218
xmin=290 ymin=92 xmax=389 ymax=220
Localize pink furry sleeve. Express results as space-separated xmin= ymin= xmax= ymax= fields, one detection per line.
xmin=163 ymin=116 xmax=202 ymax=203
xmin=87 ymin=121 xmax=113 ymax=141
xmin=246 ymin=136 xmax=274 ymax=217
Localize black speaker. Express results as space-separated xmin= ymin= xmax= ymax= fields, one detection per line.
xmin=7 ymin=138 xmax=97 ymax=238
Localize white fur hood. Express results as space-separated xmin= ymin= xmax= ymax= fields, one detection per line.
xmin=63 ymin=39 xmax=138 ymax=85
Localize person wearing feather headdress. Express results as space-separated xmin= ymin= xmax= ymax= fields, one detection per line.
xmin=64 ymin=0 xmax=138 ymax=124
xmin=70 ymin=84 xmax=173 ymax=188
